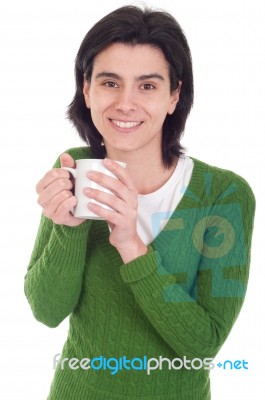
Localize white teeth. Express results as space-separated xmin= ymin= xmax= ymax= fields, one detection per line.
xmin=111 ymin=120 xmax=141 ymax=128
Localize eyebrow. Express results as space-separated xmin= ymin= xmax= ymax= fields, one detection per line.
xmin=95 ymin=72 xmax=165 ymax=82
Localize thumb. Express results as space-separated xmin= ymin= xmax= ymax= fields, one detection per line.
xmin=60 ymin=153 xmax=76 ymax=168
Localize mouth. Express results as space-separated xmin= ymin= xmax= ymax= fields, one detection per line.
xmin=110 ymin=119 xmax=142 ymax=129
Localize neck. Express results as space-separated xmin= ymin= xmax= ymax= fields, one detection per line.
xmin=105 ymin=146 xmax=178 ymax=195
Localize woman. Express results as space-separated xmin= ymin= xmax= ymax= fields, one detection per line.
xmin=24 ymin=6 xmax=255 ymax=399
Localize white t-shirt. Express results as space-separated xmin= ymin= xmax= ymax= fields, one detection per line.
xmin=137 ymin=155 xmax=194 ymax=245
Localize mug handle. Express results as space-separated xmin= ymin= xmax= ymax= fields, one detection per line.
xmin=61 ymin=167 xmax=77 ymax=216
xmin=61 ymin=166 xmax=77 ymax=178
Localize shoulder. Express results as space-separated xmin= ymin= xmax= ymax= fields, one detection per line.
xmin=189 ymin=157 xmax=256 ymax=210
xmin=63 ymin=146 xmax=93 ymax=160
xmin=53 ymin=146 xmax=93 ymax=167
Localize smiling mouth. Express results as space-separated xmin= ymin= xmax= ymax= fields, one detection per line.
xmin=110 ymin=119 xmax=142 ymax=129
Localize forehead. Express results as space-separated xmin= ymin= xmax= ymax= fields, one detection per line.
xmin=92 ymin=43 xmax=170 ymax=77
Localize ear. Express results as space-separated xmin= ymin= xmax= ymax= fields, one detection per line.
xmin=168 ymin=81 xmax=182 ymax=115
xmin=83 ymin=76 xmax=90 ymax=109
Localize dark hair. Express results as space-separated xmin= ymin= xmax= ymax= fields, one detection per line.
xmin=67 ymin=5 xmax=194 ymax=167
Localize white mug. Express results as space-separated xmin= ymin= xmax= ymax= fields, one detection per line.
xmin=63 ymin=159 xmax=126 ymax=220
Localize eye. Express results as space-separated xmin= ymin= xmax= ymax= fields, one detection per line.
xmin=103 ymin=81 xmax=118 ymax=88
xmin=140 ymin=83 xmax=155 ymax=90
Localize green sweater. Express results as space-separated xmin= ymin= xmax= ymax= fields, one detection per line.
xmin=24 ymin=147 xmax=255 ymax=400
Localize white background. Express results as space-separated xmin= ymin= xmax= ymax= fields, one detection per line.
xmin=1 ymin=0 xmax=264 ymax=398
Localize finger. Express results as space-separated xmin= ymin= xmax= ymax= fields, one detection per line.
xmin=86 ymin=171 xmax=126 ymax=198
xmin=85 ymin=189 xmax=137 ymax=230
xmin=87 ymin=202 xmax=121 ymax=225
xmin=36 ymin=168 xmax=71 ymax=194
xmin=53 ymin=195 xmax=78 ymax=223
xmin=84 ymin=188 xmax=125 ymax=213
xmin=87 ymin=201 xmax=136 ymax=228
xmin=86 ymin=170 xmax=137 ymax=207
xmin=103 ymin=159 xmax=136 ymax=192
xmin=36 ymin=153 xmax=75 ymax=194
xmin=59 ymin=153 xmax=76 ymax=168
xmin=38 ymin=177 xmax=73 ymax=208
xmin=43 ymin=190 xmax=76 ymax=219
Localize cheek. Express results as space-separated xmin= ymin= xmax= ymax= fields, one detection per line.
xmin=89 ymin=100 xmax=111 ymax=135
xmin=149 ymin=101 xmax=171 ymax=124
xmin=90 ymin=107 xmax=103 ymax=132
xmin=90 ymin=89 xmax=113 ymax=114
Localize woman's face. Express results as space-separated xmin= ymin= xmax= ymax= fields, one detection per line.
xmin=83 ymin=43 xmax=180 ymax=159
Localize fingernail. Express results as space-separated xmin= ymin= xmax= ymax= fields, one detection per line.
xmin=104 ymin=158 xmax=112 ymax=166
xmin=87 ymin=171 xmax=94 ymax=178
xmin=84 ymin=188 xmax=91 ymax=195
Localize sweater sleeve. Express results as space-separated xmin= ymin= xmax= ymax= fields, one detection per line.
xmin=24 ymin=216 xmax=91 ymax=327
xmin=24 ymin=148 xmax=92 ymax=328
xmin=120 ymin=175 xmax=255 ymax=359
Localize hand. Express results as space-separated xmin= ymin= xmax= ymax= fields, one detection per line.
xmin=84 ymin=159 xmax=148 ymax=263
xmin=36 ymin=153 xmax=86 ymax=227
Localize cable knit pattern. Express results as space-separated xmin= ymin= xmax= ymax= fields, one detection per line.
xmin=24 ymin=147 xmax=255 ymax=399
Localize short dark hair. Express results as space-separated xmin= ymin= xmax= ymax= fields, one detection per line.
xmin=67 ymin=5 xmax=194 ymax=167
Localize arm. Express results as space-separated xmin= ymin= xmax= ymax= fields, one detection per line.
xmin=24 ymin=216 xmax=91 ymax=327
xmin=119 ymin=175 xmax=255 ymax=359
xmin=24 ymin=150 xmax=92 ymax=327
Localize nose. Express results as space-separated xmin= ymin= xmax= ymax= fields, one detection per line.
xmin=115 ymin=87 xmax=137 ymax=113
